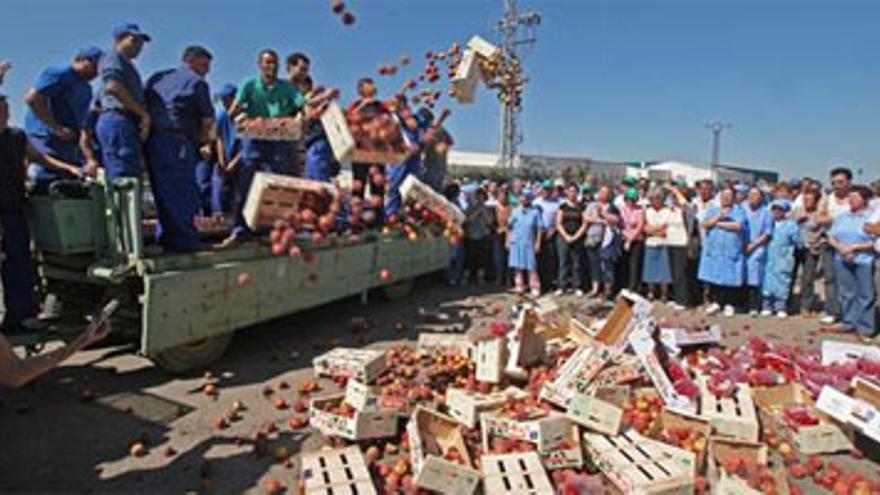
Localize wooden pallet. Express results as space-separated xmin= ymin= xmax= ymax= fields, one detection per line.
xmin=698 ymin=379 xmax=759 ymax=442
xmin=242 ymin=172 xmax=338 ymax=230
xmin=481 ymin=452 xmax=555 ymax=495
xmin=582 ymin=429 xmax=696 ymax=495
xmin=300 ymin=446 xmax=377 ymax=495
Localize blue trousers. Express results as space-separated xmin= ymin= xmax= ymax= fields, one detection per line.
xmin=304 ymin=139 xmax=333 ymax=183
xmin=28 ymin=135 xmax=80 ymax=183
xmin=835 ymin=258 xmax=876 ymax=335
xmin=211 ymin=167 xmax=235 ymax=217
xmin=195 ymin=159 xmax=214 ymax=216
xmin=1 ymin=210 xmax=39 ymax=326
xmin=96 ymin=112 xmax=142 ymax=180
xmin=386 ymin=159 xmax=420 ymax=217
xmin=232 ymin=139 xmax=295 ymax=237
xmin=145 ymin=134 xmax=200 ymax=252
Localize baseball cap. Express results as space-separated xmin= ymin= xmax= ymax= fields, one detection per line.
xmin=112 ymin=22 xmax=151 ymax=42
xmin=75 ymin=46 xmax=103 ymax=64
xmin=553 ymin=178 xmax=565 ymax=188
xmin=214 ymin=83 xmax=237 ymax=100
xmin=621 ymin=176 xmax=637 ymax=186
xmin=770 ymin=198 xmax=792 ymax=212
xmin=624 ymin=188 xmax=639 ymax=200
xmin=541 ymin=179 xmax=553 ymax=189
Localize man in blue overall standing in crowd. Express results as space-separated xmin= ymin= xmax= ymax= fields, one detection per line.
xmin=212 ymin=83 xmax=241 ymax=217
xmin=95 ymin=22 xmax=151 ymax=181
xmin=143 ymin=46 xmax=215 ymax=253
xmin=221 ymin=49 xmax=304 ymax=247
xmin=24 ymin=46 xmax=102 ymax=191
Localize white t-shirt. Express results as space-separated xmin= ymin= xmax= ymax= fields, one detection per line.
xmin=869 ymin=207 xmax=880 ymax=253
xmin=825 ymin=194 xmax=850 ymax=221
xmin=645 ymin=207 xmax=688 ymax=248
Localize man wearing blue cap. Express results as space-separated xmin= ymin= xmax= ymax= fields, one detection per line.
xmin=0 ymin=93 xmax=84 ymax=332
xmin=222 ymin=49 xmax=304 ymax=246
xmin=143 ymin=45 xmax=214 ymax=253
xmin=96 ymin=22 xmax=150 ymax=180
xmin=386 ymin=102 xmax=425 ymax=217
xmin=212 ymin=83 xmax=240 ymax=217
xmin=23 ymin=47 xmax=102 ymax=190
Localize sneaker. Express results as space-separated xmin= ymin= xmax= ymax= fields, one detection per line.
xmin=705 ymin=303 xmax=721 ymax=315
xmin=820 ymin=314 xmax=836 ymax=325
xmin=749 ymin=310 xmax=759 ymax=317
xmin=776 ymin=311 xmax=788 ymax=319
xmin=575 ymin=289 xmax=584 ymax=297
xmin=672 ymin=303 xmax=686 ymax=311
xmin=530 ymin=289 xmax=541 ymax=298
xmin=666 ymin=301 xmax=677 ymax=308
xmin=760 ymin=310 xmax=772 ymax=317
xmin=723 ymin=305 xmax=735 ymax=318
xmin=554 ymin=289 xmax=565 ymax=296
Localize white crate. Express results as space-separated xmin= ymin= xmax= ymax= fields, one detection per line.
xmin=242 ymin=172 xmax=338 ymax=230
xmin=821 ymin=340 xmax=880 ymax=365
xmin=481 ymin=412 xmax=571 ymax=452
xmin=345 ymin=379 xmax=380 ymax=412
xmin=312 ymin=347 xmax=386 ymax=384
xmin=698 ymin=379 xmax=759 ymax=442
xmin=235 ymin=115 xmax=303 ymax=141
xmin=475 ymin=338 xmax=507 ymax=384
xmin=629 ymin=322 xmax=697 ymax=413
xmin=583 ymin=429 xmax=696 ymax=495
xmin=445 ymin=387 xmax=525 ymax=429
xmin=816 ymin=382 xmax=880 ymax=443
xmin=417 ymin=332 xmax=473 ymax=357
xmin=309 ymin=394 xmax=398 ymax=441
xmin=400 ymin=174 xmax=466 ymax=227
xmin=407 ymin=407 xmax=480 ymax=495
xmin=566 ymin=392 xmax=623 ymax=436
xmin=300 ymin=446 xmax=377 ymax=495
xmin=538 ymin=425 xmax=583 ymax=470
xmin=320 ymin=101 xmax=409 ymax=165
xmin=481 ymin=452 xmax=554 ymax=495
xmin=451 ymin=49 xmax=482 ymax=105
xmin=467 ymin=35 xmax=501 ymax=60
xmin=539 ymin=344 xmax=619 ymax=408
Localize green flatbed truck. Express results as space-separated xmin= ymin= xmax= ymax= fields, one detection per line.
xmin=20 ymin=179 xmax=450 ymax=373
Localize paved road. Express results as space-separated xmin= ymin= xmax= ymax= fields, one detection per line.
xmin=0 ymin=280 xmax=873 ymax=493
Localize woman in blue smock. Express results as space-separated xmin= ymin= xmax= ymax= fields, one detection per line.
xmin=698 ymin=186 xmax=747 ymax=318
xmin=762 ymin=199 xmax=801 ymax=318
xmin=508 ymin=189 xmax=543 ymax=297
xmin=826 ymin=185 xmax=877 ymax=336
xmin=743 ymin=187 xmax=772 ymax=315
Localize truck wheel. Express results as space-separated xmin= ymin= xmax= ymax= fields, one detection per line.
xmin=381 ymin=277 xmax=416 ymax=301
xmin=152 ymin=333 xmax=233 ymax=374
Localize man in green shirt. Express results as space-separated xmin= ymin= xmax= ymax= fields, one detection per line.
xmin=224 ymin=49 xmax=304 ymax=243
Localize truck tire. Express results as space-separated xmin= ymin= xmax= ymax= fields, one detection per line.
xmin=152 ymin=333 xmax=233 ymax=374
xmin=381 ymin=277 xmax=416 ymax=301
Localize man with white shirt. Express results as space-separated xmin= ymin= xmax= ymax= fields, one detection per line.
xmin=817 ymin=167 xmax=853 ymax=324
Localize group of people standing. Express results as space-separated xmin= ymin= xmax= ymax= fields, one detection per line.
xmin=0 ymin=21 xmax=455 ymax=333
xmin=449 ymin=168 xmax=880 ymax=338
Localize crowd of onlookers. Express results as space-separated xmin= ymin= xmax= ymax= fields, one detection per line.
xmin=443 ymin=167 xmax=880 ymax=338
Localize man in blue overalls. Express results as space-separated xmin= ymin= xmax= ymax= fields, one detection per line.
xmin=0 ymin=93 xmax=83 ymax=332
xmin=144 ymin=46 xmax=214 ymax=253
xmin=24 ymin=47 xmax=102 ymax=192
xmin=220 ymin=49 xmax=304 ymax=246
xmin=95 ymin=22 xmax=151 ymax=181
xmin=212 ymin=83 xmax=241 ymax=217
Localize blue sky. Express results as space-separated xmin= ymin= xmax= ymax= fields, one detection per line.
xmin=1 ymin=0 xmax=878 ymax=180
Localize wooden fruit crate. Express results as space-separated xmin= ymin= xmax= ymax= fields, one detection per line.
xmin=313 ymin=347 xmax=387 ymax=384
xmin=629 ymin=320 xmax=697 ymax=414
xmin=309 ymin=394 xmax=398 ymax=441
xmin=300 ymin=446 xmax=377 ymax=495
xmin=417 ymin=333 xmax=473 ymax=357
xmin=451 ymin=48 xmax=482 ymax=104
xmin=475 ymin=338 xmax=507 ymax=384
xmin=505 ymin=308 xmax=546 ymax=380
xmin=321 ymin=102 xmax=409 ymax=165
xmin=481 ymin=412 xmax=572 ymax=452
xmin=539 ymin=343 xmax=619 ymax=408
xmin=816 ymin=379 xmax=880 ymax=446
xmin=660 ymin=407 xmax=711 ymax=471
xmin=481 ymin=452 xmax=555 ymax=495
xmin=345 ymin=379 xmax=381 ymax=412
xmin=407 ymin=407 xmax=480 ymax=495
xmin=446 ymin=387 xmax=526 ymax=429
xmin=467 ymin=35 xmax=501 ymax=60
xmin=235 ymin=115 xmax=303 ymax=141
xmin=593 ymin=289 xmax=653 ymax=351
xmin=242 ymin=172 xmax=338 ymax=230
xmin=582 ymin=429 xmax=696 ymax=495
xmin=698 ymin=379 xmax=759 ymax=442
xmin=566 ymin=391 xmax=623 ymax=436
xmin=538 ymin=425 xmax=583 ymax=470
xmin=399 ymin=174 xmax=466 ymax=227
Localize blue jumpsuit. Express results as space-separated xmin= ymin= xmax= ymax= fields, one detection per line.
xmin=213 ymin=106 xmax=239 ymax=216
xmin=0 ymin=128 xmax=40 ymax=327
xmin=744 ymin=203 xmax=772 ymax=287
xmin=762 ymin=218 xmax=801 ymax=312
xmin=303 ymin=119 xmax=335 ymax=183
xmin=143 ymin=66 xmax=213 ymax=252
xmin=386 ymin=120 xmax=423 ymax=217
xmin=96 ymin=50 xmax=146 ymax=180
xmin=508 ymin=206 xmax=542 ymax=271
xmin=698 ymin=204 xmax=747 ymax=287
xmin=24 ymin=65 xmax=93 ymax=186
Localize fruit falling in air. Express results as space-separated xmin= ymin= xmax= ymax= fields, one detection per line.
xmin=330 ymin=0 xmax=345 ymax=14
xmin=341 ymin=11 xmax=356 ymax=26
xmin=379 ymin=268 xmax=392 ymax=282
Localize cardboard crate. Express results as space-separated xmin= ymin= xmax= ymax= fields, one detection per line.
xmin=235 ymin=115 xmax=303 ymax=141
xmin=540 ymin=344 xmax=620 ymax=408
xmin=407 ymin=407 xmax=480 ymax=495
xmin=446 ymin=387 xmax=525 ymax=429
xmin=582 ymin=429 xmax=696 ymax=495
xmin=475 ymin=338 xmax=507 ymax=384
xmin=313 ymin=347 xmax=387 ymax=384
xmin=467 ymin=35 xmax=502 ymax=60
xmin=661 ymin=407 xmax=712 ymax=471
xmin=417 ymin=333 xmax=473 ymax=357
xmin=538 ymin=425 xmax=584 ymax=470
xmin=300 ymin=446 xmax=377 ymax=495
xmin=751 ymin=383 xmax=852 ymax=455
xmin=345 ymin=379 xmax=381 ymax=412
xmin=698 ymin=379 xmax=759 ymax=442
xmin=400 ymin=174 xmax=466 ymax=227
xmin=242 ymin=172 xmax=338 ymax=230
xmin=309 ymin=394 xmax=398 ymax=441
xmin=320 ymin=102 xmax=409 ymax=165
xmin=481 ymin=412 xmax=571 ymax=452
xmin=481 ymin=452 xmax=554 ymax=495
xmin=566 ymin=392 xmax=623 ymax=436
xmin=629 ymin=321 xmax=697 ymax=414
xmin=821 ymin=340 xmax=880 ymax=365
xmin=450 ymin=49 xmax=482 ymax=105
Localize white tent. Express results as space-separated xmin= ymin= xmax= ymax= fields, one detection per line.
xmin=646 ymin=161 xmax=713 ymax=185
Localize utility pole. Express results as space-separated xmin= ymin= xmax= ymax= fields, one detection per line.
xmin=497 ymin=0 xmax=540 ymax=168
xmin=705 ymin=121 xmax=731 ymax=170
